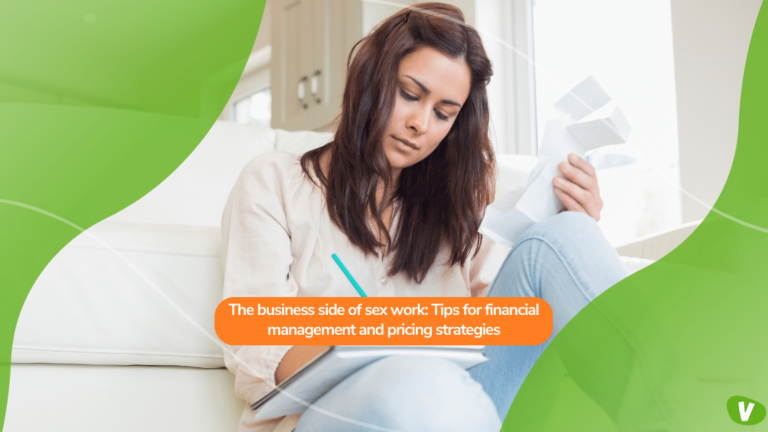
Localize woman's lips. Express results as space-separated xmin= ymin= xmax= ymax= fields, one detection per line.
xmin=393 ymin=136 xmax=418 ymax=150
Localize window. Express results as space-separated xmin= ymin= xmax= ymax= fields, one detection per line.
xmin=532 ymin=0 xmax=681 ymax=246
xmin=233 ymin=87 xmax=272 ymax=127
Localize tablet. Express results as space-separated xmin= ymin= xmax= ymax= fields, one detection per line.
xmin=251 ymin=345 xmax=487 ymax=420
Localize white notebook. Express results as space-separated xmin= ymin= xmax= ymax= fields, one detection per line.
xmin=251 ymin=345 xmax=487 ymax=420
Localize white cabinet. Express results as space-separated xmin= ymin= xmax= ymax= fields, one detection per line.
xmin=271 ymin=0 xmax=362 ymax=132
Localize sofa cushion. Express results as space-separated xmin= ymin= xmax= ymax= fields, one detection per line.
xmin=109 ymin=121 xmax=276 ymax=227
xmin=13 ymin=221 xmax=226 ymax=368
xmin=618 ymin=256 xmax=655 ymax=274
xmin=274 ymin=128 xmax=333 ymax=154
xmin=6 ymin=364 xmax=242 ymax=432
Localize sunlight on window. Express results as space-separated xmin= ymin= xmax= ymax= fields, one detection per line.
xmin=234 ymin=88 xmax=271 ymax=127
xmin=533 ymin=0 xmax=681 ymax=246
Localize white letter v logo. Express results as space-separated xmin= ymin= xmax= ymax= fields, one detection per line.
xmin=740 ymin=401 xmax=755 ymax=421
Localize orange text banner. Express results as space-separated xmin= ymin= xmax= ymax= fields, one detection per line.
xmin=216 ymin=297 xmax=552 ymax=345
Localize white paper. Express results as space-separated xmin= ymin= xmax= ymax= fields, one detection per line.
xmin=566 ymin=107 xmax=631 ymax=150
xmin=553 ymin=75 xmax=612 ymax=121
xmin=479 ymin=76 xmax=631 ymax=247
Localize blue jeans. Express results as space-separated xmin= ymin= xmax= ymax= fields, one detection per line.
xmin=295 ymin=211 xmax=628 ymax=431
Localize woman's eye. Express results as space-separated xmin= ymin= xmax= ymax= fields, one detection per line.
xmin=435 ymin=110 xmax=449 ymax=121
xmin=399 ymin=89 xmax=418 ymax=101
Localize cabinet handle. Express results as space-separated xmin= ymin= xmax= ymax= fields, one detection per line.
xmin=298 ymin=76 xmax=308 ymax=109
xmin=311 ymin=70 xmax=321 ymax=104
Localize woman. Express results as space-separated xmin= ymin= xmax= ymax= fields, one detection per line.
xmin=221 ymin=3 xmax=626 ymax=431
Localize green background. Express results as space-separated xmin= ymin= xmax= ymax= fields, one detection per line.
xmin=0 ymin=0 xmax=265 ymax=428
xmin=504 ymin=2 xmax=768 ymax=431
xmin=2 ymin=0 xmax=767 ymax=430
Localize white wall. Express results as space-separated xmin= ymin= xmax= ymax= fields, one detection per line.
xmin=218 ymin=1 xmax=272 ymax=122
xmin=252 ymin=0 xmax=271 ymax=54
xmin=362 ymin=0 xmax=475 ymax=34
xmin=671 ymin=0 xmax=762 ymax=222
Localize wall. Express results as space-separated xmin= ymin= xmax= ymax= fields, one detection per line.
xmin=252 ymin=0 xmax=271 ymax=54
xmin=671 ymin=0 xmax=762 ymax=222
xmin=362 ymin=0 xmax=475 ymax=34
xmin=218 ymin=1 xmax=272 ymax=121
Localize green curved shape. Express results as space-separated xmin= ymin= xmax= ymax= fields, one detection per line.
xmin=504 ymin=3 xmax=768 ymax=431
xmin=0 ymin=0 xmax=265 ymax=428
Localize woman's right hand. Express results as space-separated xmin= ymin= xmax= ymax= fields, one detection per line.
xmin=275 ymin=345 xmax=331 ymax=385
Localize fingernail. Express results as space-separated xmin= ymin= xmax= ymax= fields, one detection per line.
xmin=568 ymin=153 xmax=577 ymax=163
xmin=553 ymin=178 xmax=562 ymax=186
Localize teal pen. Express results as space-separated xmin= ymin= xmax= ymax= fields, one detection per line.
xmin=331 ymin=253 xmax=367 ymax=297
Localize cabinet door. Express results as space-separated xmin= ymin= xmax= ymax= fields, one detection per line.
xmin=271 ymin=0 xmax=312 ymax=130
xmin=308 ymin=0 xmax=362 ymax=131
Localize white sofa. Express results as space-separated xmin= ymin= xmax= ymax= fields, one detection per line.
xmin=5 ymin=121 xmax=683 ymax=431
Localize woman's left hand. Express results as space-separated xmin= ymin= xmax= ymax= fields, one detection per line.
xmin=553 ymin=153 xmax=603 ymax=221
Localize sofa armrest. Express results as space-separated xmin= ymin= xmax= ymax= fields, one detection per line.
xmin=13 ymin=221 xmax=226 ymax=368
xmin=615 ymin=220 xmax=701 ymax=261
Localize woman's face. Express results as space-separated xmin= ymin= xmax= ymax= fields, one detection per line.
xmin=382 ymin=46 xmax=472 ymax=176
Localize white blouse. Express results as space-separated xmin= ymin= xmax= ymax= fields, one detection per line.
xmin=220 ymin=151 xmax=496 ymax=432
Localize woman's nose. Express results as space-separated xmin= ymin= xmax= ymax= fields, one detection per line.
xmin=406 ymin=106 xmax=429 ymax=135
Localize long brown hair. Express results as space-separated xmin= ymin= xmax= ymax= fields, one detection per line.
xmin=301 ymin=2 xmax=495 ymax=283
